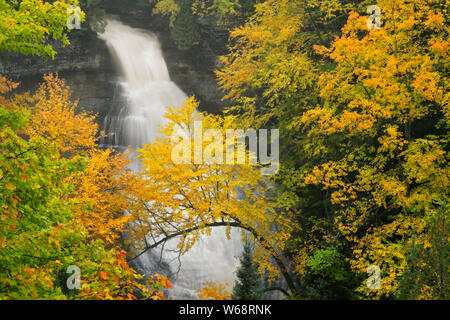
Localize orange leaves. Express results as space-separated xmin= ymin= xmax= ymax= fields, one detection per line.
xmin=68 ymin=148 xmax=133 ymax=245
xmin=411 ymin=68 xmax=443 ymax=102
xmin=299 ymin=0 xmax=449 ymax=299
xmin=202 ymin=0 xmax=450 ymax=300
xmin=159 ymin=274 xmax=172 ymax=289
xmin=0 ymin=73 xmax=158 ymax=300
xmin=127 ymin=293 xmax=137 ymax=300
xmin=428 ymin=38 xmax=449 ymax=56
xmin=118 ymin=259 xmax=128 ymax=270
xmin=150 ymin=274 xmax=172 ymax=289
xmin=423 ymin=11 xmax=445 ymax=30
xmin=143 ymin=274 xmax=171 ymax=300
xmin=197 ymin=282 xmax=231 ymax=300
xmin=116 ymin=251 xmax=130 ymax=270
xmin=0 ymin=75 xmax=19 ymax=95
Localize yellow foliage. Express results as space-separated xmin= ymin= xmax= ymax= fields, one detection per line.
xmin=300 ymin=1 xmax=449 ymax=298
xmin=126 ymin=96 xmax=296 ymax=283
xmin=218 ymin=0 xmax=448 ymax=299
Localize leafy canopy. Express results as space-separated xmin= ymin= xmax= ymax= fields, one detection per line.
xmin=217 ymin=0 xmax=449 ymax=299
xmin=0 ymin=0 xmax=86 ymax=59
xmin=0 ymin=75 xmax=170 ymax=299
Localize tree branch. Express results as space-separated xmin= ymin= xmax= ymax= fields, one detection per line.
xmin=128 ymin=221 xmax=242 ymax=262
xmin=128 ymin=216 xmax=300 ymax=298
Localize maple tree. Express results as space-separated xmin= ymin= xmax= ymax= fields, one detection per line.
xmin=24 ymin=74 xmax=135 ymax=245
xmin=300 ymin=0 xmax=448 ymax=298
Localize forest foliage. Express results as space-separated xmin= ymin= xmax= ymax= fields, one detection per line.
xmin=0 ymin=0 xmax=448 ymax=300
xmin=0 ymin=74 xmax=171 ymax=299
xmin=149 ymin=0 xmax=261 ymax=49
xmin=216 ymin=0 xmax=449 ymax=299
xmin=0 ymin=0 xmax=86 ymax=58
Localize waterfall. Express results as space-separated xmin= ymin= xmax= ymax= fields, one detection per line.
xmin=98 ymin=19 xmax=185 ymax=149
xmin=98 ymin=19 xmax=242 ymax=299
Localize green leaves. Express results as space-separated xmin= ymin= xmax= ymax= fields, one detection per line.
xmin=306 ymin=247 xmax=348 ymax=282
xmin=0 ymin=0 xmax=85 ymax=59
xmin=170 ymin=9 xmax=200 ymax=50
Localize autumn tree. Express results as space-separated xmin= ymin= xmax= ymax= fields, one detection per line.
xmin=126 ymin=96 xmax=299 ymax=296
xmin=301 ymin=0 xmax=448 ymax=298
xmin=0 ymin=2 xmax=169 ymax=299
xmin=0 ymin=75 xmax=170 ymax=299
xmin=24 ymin=74 xmax=135 ymax=246
xmin=0 ymin=0 xmax=85 ymax=58
xmin=217 ymin=0 xmax=448 ymax=299
xmin=216 ymin=0 xmax=362 ymax=298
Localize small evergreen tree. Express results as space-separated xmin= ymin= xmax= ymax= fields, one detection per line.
xmin=231 ymin=240 xmax=263 ymax=300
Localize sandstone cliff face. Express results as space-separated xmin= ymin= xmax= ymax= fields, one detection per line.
xmin=0 ymin=0 xmax=228 ymax=123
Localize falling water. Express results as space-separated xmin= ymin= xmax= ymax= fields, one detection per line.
xmin=99 ymin=19 xmax=243 ymax=299
xmin=99 ymin=19 xmax=186 ymax=148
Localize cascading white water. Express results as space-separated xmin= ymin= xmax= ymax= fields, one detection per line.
xmin=99 ymin=19 xmax=186 ymax=148
xmin=99 ymin=19 xmax=243 ymax=299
